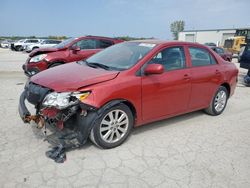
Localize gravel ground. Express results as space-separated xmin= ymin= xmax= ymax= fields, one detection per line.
xmin=0 ymin=48 xmax=250 ymax=188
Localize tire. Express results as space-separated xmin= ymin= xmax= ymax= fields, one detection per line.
xmin=90 ymin=103 xmax=134 ymax=149
xmin=49 ymin=63 xmax=63 ymax=68
xmin=204 ymin=86 xmax=228 ymax=116
xmin=32 ymin=47 xmax=39 ymax=51
xmin=15 ymin=46 xmax=22 ymax=51
xmin=244 ymin=75 xmax=250 ymax=87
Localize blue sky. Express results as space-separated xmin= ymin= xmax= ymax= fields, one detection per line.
xmin=0 ymin=0 xmax=249 ymax=39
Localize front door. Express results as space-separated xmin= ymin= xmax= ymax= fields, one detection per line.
xmin=141 ymin=46 xmax=191 ymax=121
xmin=69 ymin=39 xmax=101 ymax=62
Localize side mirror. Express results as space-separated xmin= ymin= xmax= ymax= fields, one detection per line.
xmin=70 ymin=46 xmax=80 ymax=51
xmin=144 ymin=64 xmax=164 ymax=75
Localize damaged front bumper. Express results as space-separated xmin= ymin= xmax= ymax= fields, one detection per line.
xmin=18 ymin=84 xmax=99 ymax=162
xmin=19 ymin=91 xmax=31 ymax=123
xmin=18 ymin=88 xmax=97 ymax=133
xmin=19 ymin=90 xmax=44 ymax=126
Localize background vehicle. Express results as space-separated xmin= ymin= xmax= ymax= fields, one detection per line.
xmin=11 ymin=39 xmax=41 ymax=51
xmin=240 ymin=45 xmax=250 ymax=69
xmin=22 ymin=36 xmax=123 ymax=76
xmin=19 ymin=40 xmax=238 ymax=162
xmin=210 ymin=46 xmax=233 ymax=61
xmin=0 ymin=40 xmax=12 ymax=48
xmin=204 ymin=42 xmax=216 ymax=47
xmin=25 ymin=39 xmax=61 ymax=52
xmin=224 ymin=28 xmax=250 ymax=54
xmin=239 ymin=45 xmax=250 ymax=86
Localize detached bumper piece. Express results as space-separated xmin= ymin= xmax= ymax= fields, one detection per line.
xmin=46 ymin=145 xmax=66 ymax=163
xmin=19 ymin=82 xmax=49 ymax=124
xmin=45 ymin=131 xmax=80 ymax=163
xmin=19 ymin=91 xmax=31 ymax=123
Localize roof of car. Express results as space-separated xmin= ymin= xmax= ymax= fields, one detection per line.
xmin=84 ymin=35 xmax=123 ymax=41
xmin=128 ymin=39 xmax=202 ymax=46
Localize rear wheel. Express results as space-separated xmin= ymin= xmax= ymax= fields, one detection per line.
xmin=90 ymin=103 xmax=134 ymax=149
xmin=205 ymin=86 xmax=228 ymax=116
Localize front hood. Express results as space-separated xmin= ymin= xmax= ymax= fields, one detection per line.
xmin=29 ymin=47 xmax=63 ymax=57
xmin=31 ymin=62 xmax=120 ymax=92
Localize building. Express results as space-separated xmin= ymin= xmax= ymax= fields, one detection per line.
xmin=178 ymin=28 xmax=236 ymax=46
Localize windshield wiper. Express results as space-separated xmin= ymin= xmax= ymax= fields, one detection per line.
xmin=85 ymin=61 xmax=111 ymax=70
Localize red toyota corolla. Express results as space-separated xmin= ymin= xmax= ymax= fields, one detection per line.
xmin=19 ymin=40 xmax=238 ymax=162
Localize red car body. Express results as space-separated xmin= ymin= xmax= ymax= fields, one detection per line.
xmin=29 ymin=41 xmax=237 ymax=125
xmin=19 ymin=40 xmax=238 ymax=161
xmin=22 ymin=36 xmax=123 ymax=76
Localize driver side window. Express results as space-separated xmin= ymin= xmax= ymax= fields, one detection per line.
xmin=149 ymin=46 xmax=186 ymax=71
xmin=73 ymin=39 xmax=97 ymax=50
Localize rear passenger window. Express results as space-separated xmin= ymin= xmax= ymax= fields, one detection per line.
xmin=30 ymin=40 xmax=38 ymax=43
xmin=149 ymin=47 xmax=186 ymax=71
xmin=189 ymin=47 xmax=217 ymax=66
xmin=99 ymin=40 xmax=113 ymax=48
xmin=216 ymin=48 xmax=224 ymax=54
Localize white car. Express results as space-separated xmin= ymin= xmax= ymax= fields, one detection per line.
xmin=0 ymin=40 xmax=11 ymax=48
xmin=13 ymin=39 xmax=41 ymax=51
xmin=25 ymin=39 xmax=61 ymax=52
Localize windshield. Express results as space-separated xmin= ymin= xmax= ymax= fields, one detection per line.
xmin=86 ymin=42 xmax=156 ymax=70
xmin=40 ymin=40 xmax=45 ymax=44
xmin=53 ymin=38 xmax=76 ymax=48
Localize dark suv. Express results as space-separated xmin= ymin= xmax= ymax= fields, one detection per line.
xmin=22 ymin=36 xmax=123 ymax=76
xmin=240 ymin=45 xmax=250 ymax=69
xmin=240 ymin=45 xmax=250 ymax=85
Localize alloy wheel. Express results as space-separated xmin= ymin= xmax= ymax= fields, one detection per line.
xmin=214 ymin=90 xmax=227 ymax=112
xmin=99 ymin=109 xmax=129 ymax=143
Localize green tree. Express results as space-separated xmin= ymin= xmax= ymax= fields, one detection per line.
xmin=48 ymin=36 xmax=67 ymax=40
xmin=29 ymin=36 xmax=36 ymax=39
xmin=170 ymin=20 xmax=185 ymax=40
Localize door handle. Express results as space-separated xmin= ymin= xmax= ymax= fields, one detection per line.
xmin=215 ymin=70 xmax=221 ymax=75
xmin=183 ymin=74 xmax=191 ymax=80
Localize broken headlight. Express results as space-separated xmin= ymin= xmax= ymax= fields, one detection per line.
xmin=42 ymin=91 xmax=90 ymax=109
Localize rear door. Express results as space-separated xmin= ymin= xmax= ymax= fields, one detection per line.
xmin=97 ymin=39 xmax=114 ymax=49
xmin=187 ymin=46 xmax=223 ymax=110
xmin=141 ymin=45 xmax=192 ymax=121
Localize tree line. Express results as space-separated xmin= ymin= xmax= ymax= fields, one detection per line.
xmin=1 ymin=21 xmax=185 ymax=41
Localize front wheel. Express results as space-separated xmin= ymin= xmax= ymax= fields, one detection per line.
xmin=205 ymin=86 xmax=228 ymax=116
xmin=15 ymin=45 xmax=22 ymax=51
xmin=49 ymin=62 xmax=63 ymax=68
xmin=90 ymin=103 xmax=134 ymax=149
